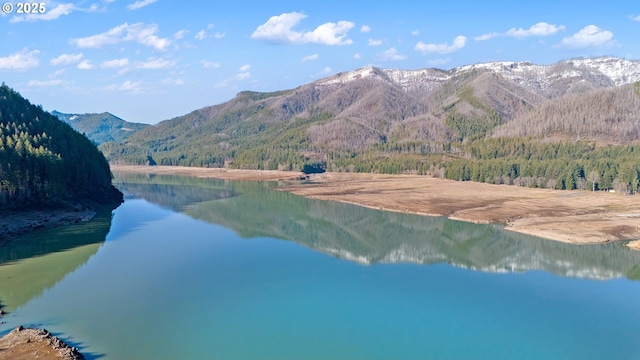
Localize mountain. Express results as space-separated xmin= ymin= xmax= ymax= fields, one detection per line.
xmin=0 ymin=84 xmax=123 ymax=209
xmin=52 ymin=110 xmax=148 ymax=144
xmin=100 ymin=56 xmax=640 ymax=192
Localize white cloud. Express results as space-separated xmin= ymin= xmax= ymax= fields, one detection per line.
xmin=163 ymin=78 xmax=184 ymax=85
xmin=105 ymin=80 xmax=143 ymax=93
xmin=415 ymin=35 xmax=466 ymax=54
xmin=411 ymin=30 xmax=420 ymax=36
xmin=353 ymin=53 xmax=361 ymax=59
xmin=305 ymin=21 xmax=354 ymax=45
xmin=301 ymin=54 xmax=319 ymax=62
xmin=235 ymin=72 xmax=251 ymax=80
xmin=251 ymin=12 xmax=354 ymax=46
xmin=633 ymin=15 xmax=640 ymax=22
xmin=50 ymin=53 xmax=84 ymax=66
xmin=216 ymin=64 xmax=254 ymax=85
xmin=137 ymin=57 xmax=174 ymax=69
xmin=360 ymin=25 xmax=371 ymax=33
xmin=70 ymin=22 xmax=171 ymax=51
xmin=10 ymin=3 xmax=74 ymax=23
xmin=27 ymin=79 xmax=62 ymax=87
xmin=0 ymin=48 xmax=40 ymax=71
xmin=506 ymin=22 xmax=565 ymax=38
xmin=77 ymin=60 xmax=94 ymax=70
xmin=195 ymin=28 xmax=225 ymax=40
xmin=214 ymin=80 xmax=229 ymax=88
xmin=101 ymin=58 xmax=129 ymax=68
xmin=323 ymin=67 xmax=332 ymax=73
xmin=174 ymin=30 xmax=188 ymax=40
xmin=202 ymin=61 xmax=220 ymax=69
xmin=201 ymin=60 xmax=220 ymax=69
xmin=559 ymin=25 xmax=613 ymax=48
xmin=127 ymin=0 xmax=157 ymax=10
xmin=252 ymin=12 xmax=305 ymax=43
xmin=476 ymin=22 xmax=564 ymax=41
xmin=379 ymin=47 xmax=407 ymax=61
xmin=368 ymin=38 xmax=382 ymax=46
xmin=474 ymin=32 xmax=499 ymax=41
xmin=81 ymin=1 xmax=112 ymax=12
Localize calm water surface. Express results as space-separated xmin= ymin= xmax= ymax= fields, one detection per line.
xmin=1 ymin=173 xmax=640 ymax=359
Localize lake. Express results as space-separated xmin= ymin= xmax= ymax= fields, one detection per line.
xmin=1 ymin=173 xmax=640 ymax=359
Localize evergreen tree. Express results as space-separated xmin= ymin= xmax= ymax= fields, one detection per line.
xmin=0 ymin=84 xmax=121 ymax=209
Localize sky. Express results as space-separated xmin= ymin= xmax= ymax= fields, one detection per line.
xmin=1 ymin=0 xmax=640 ymax=124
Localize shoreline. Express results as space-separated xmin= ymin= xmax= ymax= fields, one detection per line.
xmin=111 ymin=165 xmax=640 ymax=246
xmin=0 ymin=325 xmax=84 ymax=360
xmin=0 ymin=187 xmax=123 ymax=246
xmin=0 ymin=206 xmax=96 ymax=246
xmin=110 ymin=164 xmax=304 ymax=181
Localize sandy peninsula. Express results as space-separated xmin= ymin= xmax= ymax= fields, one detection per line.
xmin=111 ymin=165 xmax=640 ymax=246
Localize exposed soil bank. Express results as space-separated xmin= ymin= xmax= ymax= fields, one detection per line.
xmin=0 ymin=205 xmax=95 ymax=245
xmin=0 ymin=326 xmax=84 ymax=360
xmin=0 ymin=186 xmax=123 ymax=246
xmin=111 ymin=164 xmax=303 ymax=181
xmin=111 ymin=165 xmax=640 ymax=245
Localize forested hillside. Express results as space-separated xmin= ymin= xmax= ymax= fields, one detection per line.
xmin=100 ymin=57 xmax=640 ymax=194
xmin=492 ymin=83 xmax=640 ymax=142
xmin=52 ymin=110 xmax=148 ymax=144
xmin=0 ymin=84 xmax=122 ymax=209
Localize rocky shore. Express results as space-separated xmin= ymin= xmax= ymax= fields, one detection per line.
xmin=0 ymin=205 xmax=96 ymax=245
xmin=1 ymin=300 xmax=83 ymax=359
xmin=0 ymin=185 xmax=123 ymax=246
xmin=0 ymin=326 xmax=84 ymax=360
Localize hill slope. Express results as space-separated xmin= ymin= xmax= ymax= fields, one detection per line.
xmin=0 ymin=84 xmax=122 ymax=209
xmin=492 ymin=83 xmax=640 ymax=142
xmin=101 ymin=57 xmax=640 ymax=193
xmin=52 ymin=110 xmax=148 ymax=144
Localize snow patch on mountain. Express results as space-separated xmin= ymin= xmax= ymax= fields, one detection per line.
xmin=316 ymin=56 xmax=640 ymax=96
xmin=564 ymin=57 xmax=640 ymax=86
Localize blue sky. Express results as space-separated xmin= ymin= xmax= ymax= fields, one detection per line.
xmin=1 ymin=0 xmax=639 ymax=124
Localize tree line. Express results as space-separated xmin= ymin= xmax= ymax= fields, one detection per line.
xmin=0 ymin=84 xmax=117 ymax=208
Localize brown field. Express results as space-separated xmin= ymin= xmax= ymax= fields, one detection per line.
xmin=111 ymin=165 xmax=640 ymax=247
xmin=111 ymin=164 xmax=303 ymax=181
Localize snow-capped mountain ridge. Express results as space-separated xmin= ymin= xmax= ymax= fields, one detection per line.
xmin=318 ymin=65 xmax=450 ymax=92
xmin=562 ymin=57 xmax=640 ymax=86
xmin=318 ymin=56 xmax=640 ymax=96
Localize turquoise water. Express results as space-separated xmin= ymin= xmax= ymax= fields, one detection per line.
xmin=1 ymin=174 xmax=640 ymax=359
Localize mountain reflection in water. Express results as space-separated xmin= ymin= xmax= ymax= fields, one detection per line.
xmin=114 ymin=172 xmax=640 ymax=281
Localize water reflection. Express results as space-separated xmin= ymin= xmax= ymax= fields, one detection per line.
xmin=0 ymin=208 xmax=114 ymax=312
xmin=114 ymin=172 xmax=640 ymax=281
